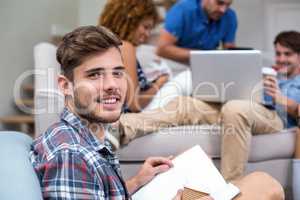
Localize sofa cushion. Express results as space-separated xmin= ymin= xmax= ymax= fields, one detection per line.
xmin=0 ymin=131 xmax=43 ymax=200
xmin=117 ymin=126 xmax=296 ymax=162
xmin=249 ymin=128 xmax=296 ymax=162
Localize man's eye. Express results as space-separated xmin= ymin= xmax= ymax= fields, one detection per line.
xmin=113 ymin=70 xmax=124 ymax=77
xmin=88 ymin=72 xmax=103 ymax=79
xmin=145 ymin=25 xmax=153 ymax=30
xmin=285 ymin=52 xmax=292 ymax=57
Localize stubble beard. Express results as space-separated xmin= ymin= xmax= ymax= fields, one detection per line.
xmin=72 ymin=94 xmax=122 ymax=124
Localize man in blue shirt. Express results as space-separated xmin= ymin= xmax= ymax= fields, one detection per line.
xmin=221 ymin=31 xmax=300 ymax=180
xmin=156 ymin=0 xmax=237 ymax=63
xmin=271 ymin=31 xmax=300 ymax=128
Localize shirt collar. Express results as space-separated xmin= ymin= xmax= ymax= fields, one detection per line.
xmin=60 ymin=107 xmax=114 ymax=154
xmin=279 ymin=74 xmax=300 ymax=85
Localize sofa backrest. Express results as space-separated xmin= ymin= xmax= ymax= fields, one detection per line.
xmin=34 ymin=42 xmax=63 ymax=137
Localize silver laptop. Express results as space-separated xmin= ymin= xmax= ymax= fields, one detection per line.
xmin=190 ymin=50 xmax=262 ymax=102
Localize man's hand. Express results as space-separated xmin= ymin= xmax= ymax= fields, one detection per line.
xmin=136 ymin=156 xmax=173 ymax=186
xmin=126 ymin=156 xmax=173 ymax=195
xmin=264 ymin=74 xmax=299 ymax=117
xmin=263 ymin=75 xmax=286 ymax=105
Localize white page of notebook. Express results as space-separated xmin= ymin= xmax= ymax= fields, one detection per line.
xmin=132 ymin=145 xmax=239 ymax=200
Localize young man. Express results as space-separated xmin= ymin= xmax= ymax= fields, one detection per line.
xmin=121 ymin=31 xmax=300 ymax=181
xmin=30 ymin=26 xmax=173 ymax=199
xmin=220 ymin=31 xmax=300 ymax=180
xmin=156 ymin=0 xmax=237 ymax=63
xmin=30 ymin=26 xmax=283 ymax=199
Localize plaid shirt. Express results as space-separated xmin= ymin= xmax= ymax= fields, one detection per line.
xmin=30 ymin=108 xmax=129 ymax=200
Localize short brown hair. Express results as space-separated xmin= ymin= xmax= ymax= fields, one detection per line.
xmin=57 ymin=25 xmax=122 ymax=80
xmin=99 ymin=0 xmax=159 ymax=44
xmin=274 ymin=31 xmax=300 ymax=54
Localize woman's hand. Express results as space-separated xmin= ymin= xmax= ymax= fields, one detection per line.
xmin=153 ymin=74 xmax=169 ymax=88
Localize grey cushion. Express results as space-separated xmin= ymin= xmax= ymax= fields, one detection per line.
xmin=249 ymin=128 xmax=296 ymax=162
xmin=0 ymin=131 xmax=43 ymax=200
xmin=293 ymin=159 xmax=300 ymax=199
xmin=117 ymin=126 xmax=296 ymax=162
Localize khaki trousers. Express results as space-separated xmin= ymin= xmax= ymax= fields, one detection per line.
xmin=120 ymin=96 xmax=283 ymax=181
xmin=232 ymin=172 xmax=284 ymax=200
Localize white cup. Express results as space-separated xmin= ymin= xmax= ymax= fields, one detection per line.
xmin=261 ymin=67 xmax=277 ymax=108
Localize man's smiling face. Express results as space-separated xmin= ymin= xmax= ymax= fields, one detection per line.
xmin=275 ymin=43 xmax=300 ymax=78
xmin=68 ymin=47 xmax=127 ymax=123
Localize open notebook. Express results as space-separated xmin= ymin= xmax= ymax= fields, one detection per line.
xmin=132 ymin=145 xmax=240 ymax=200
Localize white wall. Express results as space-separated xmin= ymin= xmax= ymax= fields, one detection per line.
xmin=79 ymin=0 xmax=106 ymax=26
xmin=232 ymin=0 xmax=265 ymax=50
xmin=0 ymin=0 xmax=78 ymax=130
xmin=232 ymin=0 xmax=300 ymax=52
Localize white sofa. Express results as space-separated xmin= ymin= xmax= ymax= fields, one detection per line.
xmin=34 ymin=43 xmax=297 ymax=199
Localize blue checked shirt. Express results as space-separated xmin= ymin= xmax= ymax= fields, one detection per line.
xmin=30 ymin=108 xmax=129 ymax=199
xmin=276 ymin=75 xmax=300 ymax=128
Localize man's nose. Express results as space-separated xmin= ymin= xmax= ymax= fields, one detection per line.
xmin=103 ymin=74 xmax=118 ymax=91
xmin=277 ymin=54 xmax=286 ymax=63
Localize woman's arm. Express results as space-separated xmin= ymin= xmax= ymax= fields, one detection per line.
xmin=120 ymin=41 xmax=168 ymax=112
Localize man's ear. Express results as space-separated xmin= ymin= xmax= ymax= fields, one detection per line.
xmin=58 ymin=75 xmax=73 ymax=97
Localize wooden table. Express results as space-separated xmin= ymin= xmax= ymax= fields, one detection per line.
xmin=0 ymin=115 xmax=34 ymax=136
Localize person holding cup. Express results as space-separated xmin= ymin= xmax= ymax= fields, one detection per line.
xmin=218 ymin=33 xmax=300 ymax=180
